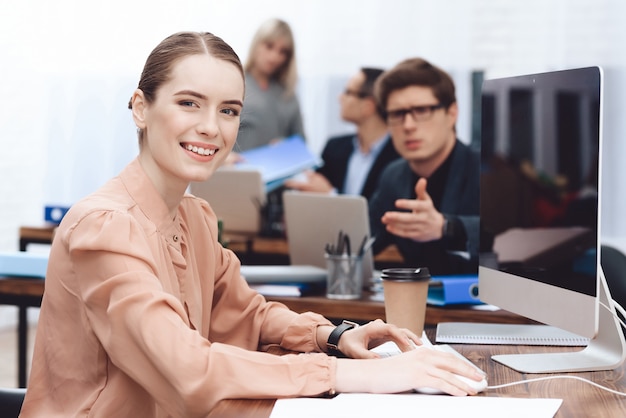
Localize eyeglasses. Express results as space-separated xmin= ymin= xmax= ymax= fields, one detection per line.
xmin=386 ymin=104 xmax=446 ymax=125
xmin=343 ymin=89 xmax=370 ymax=99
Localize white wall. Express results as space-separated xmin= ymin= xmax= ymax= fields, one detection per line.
xmin=1 ymin=0 xmax=626 ymax=324
xmin=3 ymin=0 xmax=625 ymax=248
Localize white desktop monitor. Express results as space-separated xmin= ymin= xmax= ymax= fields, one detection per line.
xmin=478 ymin=66 xmax=626 ymax=373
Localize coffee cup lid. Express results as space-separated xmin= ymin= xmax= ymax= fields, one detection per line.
xmin=380 ymin=267 xmax=430 ymax=282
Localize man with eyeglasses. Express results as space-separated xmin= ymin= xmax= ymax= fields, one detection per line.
xmin=369 ymin=58 xmax=479 ymax=275
xmin=285 ymin=67 xmax=400 ymax=199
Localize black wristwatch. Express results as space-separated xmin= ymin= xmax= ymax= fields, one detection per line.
xmin=442 ymin=215 xmax=455 ymax=240
xmin=327 ymin=320 xmax=359 ymax=357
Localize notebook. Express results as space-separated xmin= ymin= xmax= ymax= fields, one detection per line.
xmin=282 ymin=191 xmax=375 ymax=283
xmin=190 ymin=168 xmax=265 ymax=235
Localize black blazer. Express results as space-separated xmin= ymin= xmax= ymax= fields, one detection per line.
xmin=316 ymin=134 xmax=400 ymax=200
xmin=368 ymin=140 xmax=480 ymax=274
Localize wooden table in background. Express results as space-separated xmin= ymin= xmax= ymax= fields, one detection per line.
xmin=18 ymin=225 xmax=57 ymax=251
xmin=18 ymin=226 xmax=405 ymax=267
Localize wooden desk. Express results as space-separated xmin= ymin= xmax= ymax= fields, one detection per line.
xmin=206 ymin=329 xmax=626 ymax=418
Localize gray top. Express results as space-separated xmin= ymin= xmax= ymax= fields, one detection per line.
xmin=236 ymin=73 xmax=305 ymax=151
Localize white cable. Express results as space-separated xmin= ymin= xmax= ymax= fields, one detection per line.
xmin=611 ymin=299 xmax=626 ymax=322
xmin=599 ymin=299 xmax=626 ymax=331
xmin=487 ymin=375 xmax=626 ymax=396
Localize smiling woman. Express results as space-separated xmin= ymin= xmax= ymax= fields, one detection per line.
xmin=18 ymin=31 xmax=485 ymax=418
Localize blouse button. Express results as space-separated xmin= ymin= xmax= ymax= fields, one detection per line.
xmin=173 ymin=235 xmax=179 ymax=242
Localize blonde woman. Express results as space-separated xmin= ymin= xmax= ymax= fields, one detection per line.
xmin=237 ymin=18 xmax=305 ymax=151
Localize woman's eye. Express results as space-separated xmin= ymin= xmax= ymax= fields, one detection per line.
xmin=221 ymin=107 xmax=240 ymax=117
xmin=180 ymin=100 xmax=196 ymax=107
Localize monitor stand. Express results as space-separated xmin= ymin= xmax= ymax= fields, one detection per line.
xmin=491 ymin=268 xmax=626 ymax=373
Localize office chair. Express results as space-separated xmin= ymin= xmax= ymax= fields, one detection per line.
xmin=0 ymin=387 xmax=26 ymax=417
xmin=601 ymin=244 xmax=626 ymax=326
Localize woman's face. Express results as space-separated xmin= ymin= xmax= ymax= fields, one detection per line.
xmin=131 ymin=54 xmax=244 ymax=195
xmin=253 ymin=36 xmax=291 ymax=77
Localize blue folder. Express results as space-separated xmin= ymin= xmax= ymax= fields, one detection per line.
xmin=427 ymin=274 xmax=482 ymax=306
xmin=235 ymin=135 xmax=321 ymax=191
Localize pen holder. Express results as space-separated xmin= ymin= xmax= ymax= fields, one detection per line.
xmin=325 ymin=254 xmax=363 ymax=300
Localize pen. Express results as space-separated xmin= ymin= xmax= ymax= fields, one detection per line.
xmin=336 ymin=230 xmax=344 ymax=255
xmin=357 ymin=236 xmax=376 ymax=257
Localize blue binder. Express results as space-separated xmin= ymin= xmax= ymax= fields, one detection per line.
xmin=44 ymin=205 xmax=70 ymax=224
xmin=427 ymin=275 xmax=482 ymax=306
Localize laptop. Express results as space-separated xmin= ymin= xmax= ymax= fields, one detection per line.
xmin=282 ymin=191 xmax=375 ymax=283
xmin=190 ymin=168 xmax=266 ymax=235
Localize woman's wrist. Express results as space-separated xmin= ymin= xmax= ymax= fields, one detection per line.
xmin=316 ymin=325 xmax=335 ymax=352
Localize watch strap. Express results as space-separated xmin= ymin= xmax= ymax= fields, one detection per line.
xmin=327 ymin=320 xmax=358 ymax=356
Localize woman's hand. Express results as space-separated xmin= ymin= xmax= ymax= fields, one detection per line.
xmin=335 ymin=347 xmax=485 ymax=396
xmin=337 ymin=319 xmax=422 ymax=359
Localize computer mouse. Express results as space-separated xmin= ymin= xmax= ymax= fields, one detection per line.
xmin=415 ymin=344 xmax=488 ymax=395
xmin=415 ymin=373 xmax=487 ymax=395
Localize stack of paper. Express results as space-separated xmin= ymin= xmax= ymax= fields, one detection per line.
xmin=270 ymin=394 xmax=562 ymax=418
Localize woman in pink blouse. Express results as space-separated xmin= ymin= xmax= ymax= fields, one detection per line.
xmin=20 ymin=32 xmax=484 ymax=417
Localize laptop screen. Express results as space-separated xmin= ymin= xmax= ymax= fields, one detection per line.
xmin=283 ymin=191 xmax=375 ymax=283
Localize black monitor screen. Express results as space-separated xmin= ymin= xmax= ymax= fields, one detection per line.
xmin=480 ymin=67 xmax=601 ymax=298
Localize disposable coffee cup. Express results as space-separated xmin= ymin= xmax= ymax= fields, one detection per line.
xmin=381 ymin=267 xmax=431 ymax=336
xmin=325 ymin=254 xmax=363 ymax=300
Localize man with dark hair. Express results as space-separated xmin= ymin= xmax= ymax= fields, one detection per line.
xmin=285 ymin=67 xmax=400 ymax=199
xmin=369 ymin=58 xmax=479 ymax=275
